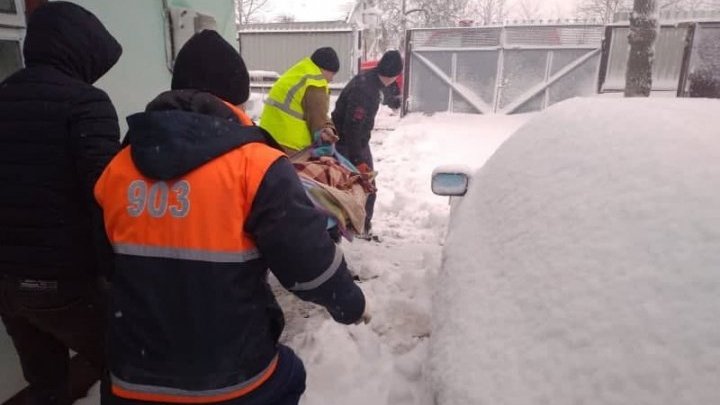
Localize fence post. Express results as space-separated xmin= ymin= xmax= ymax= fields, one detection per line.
xmin=401 ymin=29 xmax=412 ymax=117
xmin=543 ymin=50 xmax=554 ymax=109
xmin=597 ymin=25 xmax=614 ymax=93
xmin=492 ymin=27 xmax=507 ymax=113
xmin=676 ymin=23 xmax=696 ymax=97
xmin=449 ymin=52 xmax=458 ymax=112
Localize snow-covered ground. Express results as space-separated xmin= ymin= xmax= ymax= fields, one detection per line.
xmin=0 ymin=106 xmax=530 ymax=404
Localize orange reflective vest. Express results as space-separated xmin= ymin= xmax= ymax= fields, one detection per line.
xmin=94 ymin=105 xmax=286 ymax=403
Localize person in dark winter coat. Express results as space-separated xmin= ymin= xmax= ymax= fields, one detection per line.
xmin=0 ymin=2 xmax=122 ymax=404
xmin=332 ymin=50 xmax=403 ymax=237
xmin=95 ymin=31 xmax=368 ymax=405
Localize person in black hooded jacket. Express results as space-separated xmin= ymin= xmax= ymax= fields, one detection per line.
xmin=95 ymin=30 xmax=368 ymax=405
xmin=0 ymin=2 xmax=122 ymax=404
xmin=331 ymin=50 xmax=403 ymax=238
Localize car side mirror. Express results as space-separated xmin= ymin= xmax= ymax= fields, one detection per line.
xmin=431 ymin=167 xmax=470 ymax=196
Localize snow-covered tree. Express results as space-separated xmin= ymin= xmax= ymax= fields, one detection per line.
xmin=577 ymin=0 xmax=629 ymax=23
xmin=416 ymin=0 xmax=473 ymax=26
xmin=275 ymin=14 xmax=295 ymax=23
xmin=625 ymin=0 xmax=657 ymax=97
xmin=658 ymin=0 xmax=718 ymax=11
xmin=371 ymin=0 xmax=471 ymax=52
xmin=466 ymin=0 xmax=508 ymax=25
xmin=577 ymin=0 xmax=719 ymax=23
xmin=235 ymin=0 xmax=270 ymax=25
xmin=512 ymin=0 xmax=543 ymax=21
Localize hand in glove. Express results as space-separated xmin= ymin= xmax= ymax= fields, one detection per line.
xmin=355 ymin=299 xmax=372 ymax=325
xmin=356 ymin=163 xmax=371 ymax=174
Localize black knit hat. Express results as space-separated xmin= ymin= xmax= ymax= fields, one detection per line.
xmin=310 ymin=47 xmax=340 ymax=73
xmin=171 ymin=30 xmax=250 ymax=105
xmin=377 ymin=50 xmax=403 ymax=77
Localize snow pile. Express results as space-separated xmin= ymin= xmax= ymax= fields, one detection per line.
xmin=432 ymin=97 xmax=720 ymax=404
xmin=276 ymin=109 xmax=529 ymax=405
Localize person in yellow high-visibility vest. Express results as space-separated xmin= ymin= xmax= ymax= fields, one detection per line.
xmin=260 ymin=47 xmax=340 ymax=154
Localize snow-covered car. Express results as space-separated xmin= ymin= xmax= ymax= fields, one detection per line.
xmin=430 ymin=97 xmax=720 ymax=404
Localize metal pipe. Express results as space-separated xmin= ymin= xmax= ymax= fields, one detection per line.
xmin=161 ymin=0 xmax=174 ymax=72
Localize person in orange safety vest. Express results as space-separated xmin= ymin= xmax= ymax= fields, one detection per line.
xmin=94 ymin=30 xmax=369 ymax=405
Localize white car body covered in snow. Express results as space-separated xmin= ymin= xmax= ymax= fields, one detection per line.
xmin=431 ymin=97 xmax=720 ymax=404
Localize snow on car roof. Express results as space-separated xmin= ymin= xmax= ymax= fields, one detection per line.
xmin=432 ymin=97 xmax=720 ymax=405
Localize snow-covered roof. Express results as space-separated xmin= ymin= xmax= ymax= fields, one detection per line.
xmin=238 ymin=20 xmax=354 ymax=33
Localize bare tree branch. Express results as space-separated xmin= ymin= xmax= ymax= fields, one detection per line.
xmin=466 ymin=0 xmax=508 ymax=25
xmin=576 ymin=0 xmax=717 ymax=22
xmin=577 ymin=0 xmax=631 ymax=23
xmin=513 ymin=0 xmax=542 ymax=21
xmin=236 ymin=0 xmax=271 ymax=25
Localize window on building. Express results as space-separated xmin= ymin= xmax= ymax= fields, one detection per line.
xmin=0 ymin=0 xmax=24 ymax=27
xmin=0 ymin=0 xmax=17 ymax=14
xmin=0 ymin=38 xmax=21 ymax=81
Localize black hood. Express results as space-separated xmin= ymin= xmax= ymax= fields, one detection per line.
xmin=23 ymin=2 xmax=122 ymax=84
xmin=126 ymin=90 xmax=279 ymax=180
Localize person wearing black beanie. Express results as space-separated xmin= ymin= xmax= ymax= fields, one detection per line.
xmin=376 ymin=50 xmax=403 ymax=78
xmin=97 ymin=30 xmax=368 ymax=405
xmin=310 ymin=47 xmax=340 ymax=73
xmin=260 ymin=47 xmax=341 ymax=152
xmin=331 ymin=50 xmax=404 ymax=240
xmin=171 ymin=30 xmax=250 ymax=105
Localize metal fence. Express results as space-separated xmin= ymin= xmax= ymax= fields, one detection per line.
xmin=599 ymin=18 xmax=720 ymax=96
xmin=601 ymin=25 xmax=689 ymax=93
xmin=680 ymin=22 xmax=720 ymax=97
xmin=239 ymin=21 xmax=359 ymax=84
xmin=403 ymin=24 xmax=604 ymax=115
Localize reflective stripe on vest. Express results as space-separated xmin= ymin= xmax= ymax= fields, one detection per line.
xmin=112 ymin=243 xmax=260 ymax=263
xmin=110 ymin=353 xmax=279 ymax=404
xmin=259 ymin=57 xmax=328 ymax=151
xmin=289 ymin=244 xmax=343 ymax=291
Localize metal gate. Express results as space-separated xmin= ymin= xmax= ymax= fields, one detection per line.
xmin=403 ymin=24 xmax=604 ymax=115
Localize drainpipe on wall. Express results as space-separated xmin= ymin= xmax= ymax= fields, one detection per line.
xmin=161 ymin=0 xmax=175 ymax=72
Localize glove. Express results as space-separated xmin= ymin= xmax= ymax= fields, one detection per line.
xmin=356 ymin=163 xmax=371 ymax=174
xmin=355 ymin=298 xmax=371 ymax=325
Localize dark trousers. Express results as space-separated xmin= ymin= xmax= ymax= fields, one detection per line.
xmin=0 ymin=277 xmax=106 ymax=405
xmin=101 ymin=344 xmax=306 ymax=405
xmin=336 ymin=143 xmax=376 ymax=232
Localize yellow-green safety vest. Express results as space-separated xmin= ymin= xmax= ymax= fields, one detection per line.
xmin=259 ymin=57 xmax=329 ymax=151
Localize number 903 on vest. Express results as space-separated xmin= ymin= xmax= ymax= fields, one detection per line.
xmin=126 ymin=179 xmax=191 ymax=218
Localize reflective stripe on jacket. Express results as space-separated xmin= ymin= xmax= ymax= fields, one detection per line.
xmin=94 ymin=109 xmax=285 ymax=403
xmin=260 ymin=57 xmax=328 ymax=151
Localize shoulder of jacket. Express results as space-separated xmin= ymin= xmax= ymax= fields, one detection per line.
xmin=228 ymin=141 xmax=285 ymax=165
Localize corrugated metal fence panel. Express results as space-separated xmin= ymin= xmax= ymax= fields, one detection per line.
xmin=504 ymin=25 xmax=603 ymax=46
xmin=239 ymin=31 xmax=355 ymax=83
xmin=688 ymin=23 xmax=720 ymax=86
xmin=411 ymin=27 xmax=502 ymax=49
xmin=603 ymin=26 xmax=688 ymax=91
xmin=407 ymin=25 xmax=603 ymax=115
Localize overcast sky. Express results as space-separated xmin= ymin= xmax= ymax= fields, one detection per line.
xmin=257 ymin=0 xmax=581 ymax=22
xmin=257 ymin=0 xmax=355 ymax=22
